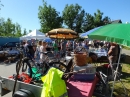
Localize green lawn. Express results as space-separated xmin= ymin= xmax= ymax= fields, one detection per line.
xmin=110 ymin=64 xmax=130 ymax=97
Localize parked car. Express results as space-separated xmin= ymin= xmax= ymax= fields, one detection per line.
xmin=0 ymin=42 xmax=20 ymax=50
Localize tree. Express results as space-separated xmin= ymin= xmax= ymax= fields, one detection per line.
xmin=23 ymin=28 xmax=27 ymax=35
xmin=82 ymin=13 xmax=95 ymax=32
xmin=82 ymin=10 xmax=111 ymax=32
xmin=0 ymin=17 xmax=24 ymax=37
xmin=0 ymin=0 xmax=4 ymax=10
xmin=0 ymin=18 xmax=5 ymax=36
xmin=62 ymin=4 xmax=85 ymax=33
xmin=2 ymin=18 xmax=15 ymax=36
xmin=15 ymin=23 xmax=22 ymax=37
xmin=38 ymin=0 xmax=63 ymax=33
xmin=29 ymin=30 xmax=32 ymax=33
xmin=102 ymin=16 xmax=111 ymax=25
xmin=93 ymin=9 xmax=104 ymax=27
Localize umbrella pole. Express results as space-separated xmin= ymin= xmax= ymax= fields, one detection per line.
xmin=110 ymin=46 xmax=122 ymax=97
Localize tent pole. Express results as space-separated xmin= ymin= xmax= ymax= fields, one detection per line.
xmin=110 ymin=46 xmax=122 ymax=97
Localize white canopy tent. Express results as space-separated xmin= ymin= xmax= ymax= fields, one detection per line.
xmin=20 ymin=29 xmax=49 ymax=40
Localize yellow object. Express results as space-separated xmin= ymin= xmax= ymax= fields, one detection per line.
xmin=86 ymin=57 xmax=92 ymax=64
xmin=41 ymin=67 xmax=68 ymax=97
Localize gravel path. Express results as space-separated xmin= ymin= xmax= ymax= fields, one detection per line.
xmin=122 ymin=49 xmax=130 ymax=55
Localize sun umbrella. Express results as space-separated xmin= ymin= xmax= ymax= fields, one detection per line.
xmin=44 ymin=38 xmax=52 ymax=43
xmin=88 ymin=23 xmax=130 ymax=97
xmin=80 ymin=26 xmax=102 ymax=38
xmin=88 ymin=23 xmax=130 ymax=47
xmin=47 ymin=28 xmax=78 ymax=39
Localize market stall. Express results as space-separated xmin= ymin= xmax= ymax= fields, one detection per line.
xmin=20 ymin=29 xmax=49 ymax=40
xmin=88 ymin=23 xmax=130 ymax=97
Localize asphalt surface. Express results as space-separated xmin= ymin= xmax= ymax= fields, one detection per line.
xmin=0 ymin=49 xmax=129 ymax=97
xmin=0 ymin=62 xmax=16 ymax=97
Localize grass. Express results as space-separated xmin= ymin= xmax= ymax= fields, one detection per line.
xmin=122 ymin=45 xmax=130 ymax=50
xmin=110 ymin=64 xmax=130 ymax=97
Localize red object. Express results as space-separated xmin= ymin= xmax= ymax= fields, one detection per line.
xmin=9 ymin=72 xmax=32 ymax=84
xmin=66 ymin=76 xmax=99 ymax=97
xmin=103 ymin=64 xmax=110 ymax=68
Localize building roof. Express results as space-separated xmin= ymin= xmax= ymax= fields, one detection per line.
xmin=111 ymin=19 xmax=122 ymax=24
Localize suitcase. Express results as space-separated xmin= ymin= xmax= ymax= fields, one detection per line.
xmin=13 ymin=89 xmax=35 ymax=97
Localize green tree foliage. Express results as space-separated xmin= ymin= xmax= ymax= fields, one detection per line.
xmin=38 ymin=1 xmax=112 ymax=34
xmin=62 ymin=4 xmax=85 ymax=33
xmin=82 ymin=13 xmax=95 ymax=32
xmin=15 ymin=23 xmax=22 ymax=37
xmin=0 ymin=1 xmax=25 ymax=37
xmin=0 ymin=17 xmax=23 ymax=37
xmin=102 ymin=16 xmax=111 ymax=25
xmin=82 ymin=10 xmax=111 ymax=32
xmin=93 ymin=9 xmax=104 ymax=27
xmin=23 ymin=28 xmax=27 ymax=35
xmin=38 ymin=0 xmax=63 ymax=33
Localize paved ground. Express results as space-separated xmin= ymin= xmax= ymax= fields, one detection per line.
xmin=0 ymin=49 xmax=129 ymax=97
xmin=0 ymin=62 xmax=16 ymax=97
xmin=122 ymin=49 xmax=130 ymax=55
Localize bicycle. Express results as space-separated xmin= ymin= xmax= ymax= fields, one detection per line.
xmin=12 ymin=45 xmax=35 ymax=95
xmin=15 ymin=45 xmax=35 ymax=78
xmin=31 ymin=51 xmax=68 ymax=79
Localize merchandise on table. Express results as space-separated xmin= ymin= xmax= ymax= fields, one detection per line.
xmin=73 ymin=64 xmax=96 ymax=81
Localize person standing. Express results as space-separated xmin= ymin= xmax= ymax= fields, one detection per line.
xmin=84 ymin=41 xmax=89 ymax=50
xmin=24 ymin=40 xmax=34 ymax=60
xmin=39 ymin=40 xmax=47 ymax=62
xmin=60 ymin=39 xmax=66 ymax=57
xmin=73 ymin=39 xmax=77 ymax=51
xmin=107 ymin=42 xmax=120 ymax=80
xmin=81 ymin=41 xmax=85 ymax=47
xmin=53 ymin=40 xmax=58 ymax=58
xmin=108 ymin=42 xmax=119 ymax=64
xmin=34 ymin=40 xmax=42 ymax=62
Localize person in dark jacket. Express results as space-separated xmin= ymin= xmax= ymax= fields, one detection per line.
xmin=24 ymin=40 xmax=34 ymax=60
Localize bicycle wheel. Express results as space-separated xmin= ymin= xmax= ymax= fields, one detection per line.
xmin=49 ymin=61 xmax=67 ymax=72
xmin=16 ymin=60 xmax=32 ymax=78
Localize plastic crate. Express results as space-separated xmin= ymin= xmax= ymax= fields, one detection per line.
xmin=73 ymin=64 xmax=96 ymax=81
xmin=74 ymin=73 xmax=95 ymax=81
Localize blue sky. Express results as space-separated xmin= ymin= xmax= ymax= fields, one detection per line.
xmin=1 ymin=0 xmax=130 ymax=33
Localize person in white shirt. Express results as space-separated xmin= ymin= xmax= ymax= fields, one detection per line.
xmin=82 ymin=41 xmax=85 ymax=47
xmin=34 ymin=40 xmax=42 ymax=62
xmin=39 ymin=40 xmax=47 ymax=62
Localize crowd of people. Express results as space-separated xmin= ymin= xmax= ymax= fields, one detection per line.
xmin=19 ymin=38 xmax=123 ymax=82
xmin=20 ymin=39 xmax=120 ymax=65
xmin=20 ymin=39 xmax=94 ymax=63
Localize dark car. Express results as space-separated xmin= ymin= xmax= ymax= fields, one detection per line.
xmin=0 ymin=42 xmax=20 ymax=50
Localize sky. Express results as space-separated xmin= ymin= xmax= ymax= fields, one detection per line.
xmin=1 ymin=0 xmax=130 ymax=33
